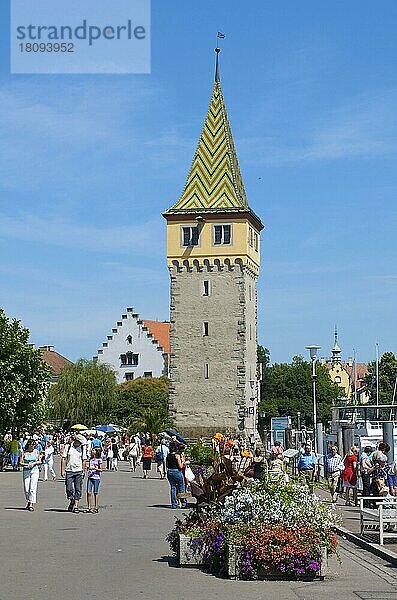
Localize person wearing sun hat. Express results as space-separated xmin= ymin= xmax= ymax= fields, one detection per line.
xmin=61 ymin=434 xmax=87 ymax=513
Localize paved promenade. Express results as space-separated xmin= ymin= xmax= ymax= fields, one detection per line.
xmin=1 ymin=461 xmax=397 ymax=600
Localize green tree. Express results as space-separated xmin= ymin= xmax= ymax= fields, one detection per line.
xmin=259 ymin=355 xmax=341 ymax=427
xmin=129 ymin=406 xmax=171 ymax=436
xmin=0 ymin=308 xmax=51 ymax=433
xmin=257 ymin=345 xmax=270 ymax=370
xmin=113 ymin=376 xmax=169 ymax=428
xmin=364 ymin=351 xmax=397 ymax=404
xmin=48 ymin=359 xmax=117 ymax=426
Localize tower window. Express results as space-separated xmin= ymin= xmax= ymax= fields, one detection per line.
xmin=182 ymin=226 xmax=199 ymax=246
xmin=213 ymin=224 xmax=231 ymax=245
xmin=254 ymin=232 xmax=259 ymax=251
xmin=334 ymin=376 xmax=341 ymax=384
xmin=203 ymin=322 xmax=209 ymax=336
xmin=125 ymin=372 xmax=134 ymax=381
xmin=248 ymin=227 xmax=253 ymax=247
xmin=204 ymin=363 xmax=209 ymax=379
xmin=143 ymin=371 xmax=153 ymax=378
xmin=203 ymin=280 xmax=210 ymax=296
xmin=126 ymin=335 xmax=133 ymax=344
xmin=249 ymin=285 xmax=252 ymax=301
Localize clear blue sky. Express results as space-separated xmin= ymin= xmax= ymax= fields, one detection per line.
xmin=1 ymin=1 xmax=396 ymax=365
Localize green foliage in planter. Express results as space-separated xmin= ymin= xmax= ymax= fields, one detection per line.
xmin=187 ymin=443 xmax=214 ymax=466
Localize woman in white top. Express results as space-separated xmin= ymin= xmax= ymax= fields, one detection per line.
xmin=43 ymin=440 xmax=56 ymax=481
xmin=20 ymin=439 xmax=42 ymax=511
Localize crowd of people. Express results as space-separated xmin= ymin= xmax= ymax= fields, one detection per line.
xmin=0 ymin=429 xmax=193 ymax=513
xmin=1 ymin=428 xmax=396 ymax=514
xmin=324 ymin=441 xmax=397 ymax=507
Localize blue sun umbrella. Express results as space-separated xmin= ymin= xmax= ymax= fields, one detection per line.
xmin=95 ymin=425 xmax=117 ymax=434
xmin=165 ymin=429 xmax=188 ymax=445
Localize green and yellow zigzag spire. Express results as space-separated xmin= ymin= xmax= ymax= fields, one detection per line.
xmin=166 ymin=57 xmax=249 ymax=213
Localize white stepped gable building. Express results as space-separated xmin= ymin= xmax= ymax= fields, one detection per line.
xmin=96 ymin=307 xmax=170 ymax=383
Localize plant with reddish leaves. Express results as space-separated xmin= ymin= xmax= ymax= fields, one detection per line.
xmin=240 ymin=523 xmax=324 ymax=579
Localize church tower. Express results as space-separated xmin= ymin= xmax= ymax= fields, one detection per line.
xmin=331 ymin=326 xmax=342 ymax=367
xmin=163 ymin=49 xmax=264 ymax=439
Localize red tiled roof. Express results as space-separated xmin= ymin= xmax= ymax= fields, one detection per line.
xmin=343 ymin=363 xmax=368 ymax=381
xmin=325 ymin=361 xmax=368 ymax=387
xmin=142 ymin=320 xmax=170 ymax=354
xmin=40 ymin=349 xmax=72 ymax=376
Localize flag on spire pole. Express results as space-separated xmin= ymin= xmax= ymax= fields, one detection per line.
xmin=217 ymin=31 xmax=225 ymax=39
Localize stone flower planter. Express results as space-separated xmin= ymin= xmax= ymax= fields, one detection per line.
xmin=178 ymin=534 xmax=209 ymax=567
xmin=227 ymin=544 xmax=328 ymax=580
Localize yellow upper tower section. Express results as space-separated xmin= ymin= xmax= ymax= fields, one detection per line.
xmin=163 ymin=50 xmax=263 ymax=274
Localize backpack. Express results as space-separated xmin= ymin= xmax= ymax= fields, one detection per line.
xmin=156 ymin=446 xmax=164 ymax=462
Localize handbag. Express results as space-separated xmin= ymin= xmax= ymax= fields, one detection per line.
xmin=185 ymin=465 xmax=195 ymax=482
xmin=244 ymin=465 xmax=254 ymax=478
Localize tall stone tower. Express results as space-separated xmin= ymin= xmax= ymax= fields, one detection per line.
xmin=163 ymin=50 xmax=264 ymax=439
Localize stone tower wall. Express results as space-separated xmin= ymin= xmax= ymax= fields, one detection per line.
xmin=169 ymin=261 xmax=258 ymax=439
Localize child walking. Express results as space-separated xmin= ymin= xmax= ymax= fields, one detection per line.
xmin=86 ymin=448 xmax=102 ymax=513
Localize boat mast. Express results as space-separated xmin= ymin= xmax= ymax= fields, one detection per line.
xmin=375 ymin=342 xmax=379 ymax=420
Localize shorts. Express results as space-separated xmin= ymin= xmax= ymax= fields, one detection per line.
xmin=87 ymin=478 xmax=100 ymax=494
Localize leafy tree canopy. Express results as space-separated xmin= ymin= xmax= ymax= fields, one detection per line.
xmin=364 ymin=351 xmax=397 ymax=404
xmin=113 ymin=376 xmax=169 ymax=428
xmin=259 ymin=353 xmax=341 ymax=427
xmin=48 ymin=358 xmax=117 ymax=426
xmin=0 ymin=308 xmax=51 ymax=433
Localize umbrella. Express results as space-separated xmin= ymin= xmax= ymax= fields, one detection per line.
xmin=159 ymin=431 xmax=171 ymax=440
xmin=107 ymin=423 xmax=121 ymax=432
xmin=96 ymin=425 xmax=117 ymax=434
xmin=71 ymin=424 xmax=88 ymax=431
xmin=165 ymin=429 xmax=188 ymax=445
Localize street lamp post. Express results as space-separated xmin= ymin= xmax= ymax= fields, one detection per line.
xmin=306 ymin=345 xmax=321 ymax=453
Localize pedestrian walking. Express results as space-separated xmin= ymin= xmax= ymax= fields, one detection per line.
xmin=128 ymin=439 xmax=139 ymax=471
xmin=325 ymin=445 xmax=344 ymax=504
xmin=166 ymin=442 xmax=187 ymax=509
xmin=20 ymin=439 xmax=41 ymax=511
xmin=270 ymin=440 xmax=284 ymax=458
xmin=105 ymin=438 xmax=112 ymax=470
xmin=110 ymin=438 xmax=118 ymax=471
xmin=387 ymin=460 xmax=397 ymax=496
xmin=142 ymin=440 xmax=153 ymax=479
xmin=86 ymin=448 xmax=102 ymax=513
xmin=360 ymin=445 xmax=374 ymax=505
xmin=251 ymin=448 xmax=267 ymax=481
xmin=341 ymin=446 xmax=359 ymax=506
xmin=10 ymin=436 xmax=21 ymax=471
xmin=43 ymin=440 xmax=56 ymax=481
xmin=91 ymin=433 xmax=102 ymax=450
xmin=155 ymin=438 xmax=169 ymax=480
xmin=61 ymin=435 xmax=87 ymax=513
xmin=297 ymin=443 xmax=318 ymax=486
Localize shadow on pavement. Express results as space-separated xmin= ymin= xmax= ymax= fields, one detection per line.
xmin=4 ymin=507 xmax=28 ymax=511
xmin=44 ymin=508 xmax=70 ymax=513
xmin=148 ymin=504 xmax=173 ymax=509
xmin=153 ymin=555 xmax=179 ymax=568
